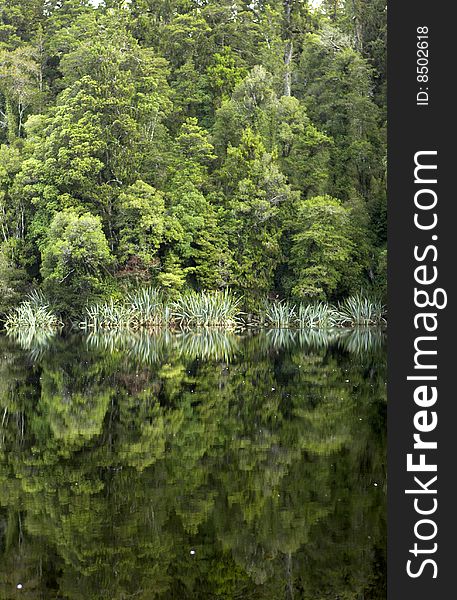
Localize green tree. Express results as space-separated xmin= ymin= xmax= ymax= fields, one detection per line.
xmin=220 ymin=129 xmax=297 ymax=304
xmin=288 ymin=195 xmax=356 ymax=300
xmin=297 ymin=28 xmax=383 ymax=204
xmin=0 ymin=45 xmax=43 ymax=141
xmin=0 ymin=0 xmax=387 ymax=313
xmin=158 ymin=118 xmax=229 ymax=292
xmin=207 ymin=46 xmax=247 ymax=107
xmin=0 ymin=240 xmax=28 ymax=312
xmin=115 ymin=180 xmax=165 ymax=281
xmin=22 ymin=10 xmax=171 ymax=250
xmin=40 ymin=209 xmax=113 ymax=313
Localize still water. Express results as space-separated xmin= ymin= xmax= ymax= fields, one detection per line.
xmin=0 ymin=329 xmax=386 ymax=599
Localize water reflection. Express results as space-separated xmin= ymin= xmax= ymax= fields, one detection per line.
xmin=86 ymin=328 xmax=241 ymax=364
xmin=0 ymin=330 xmax=386 ymax=599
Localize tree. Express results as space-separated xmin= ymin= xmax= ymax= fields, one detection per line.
xmin=213 ymin=66 xmax=278 ymax=155
xmin=115 ymin=180 xmax=165 ymax=280
xmin=0 ymin=45 xmax=43 ymax=141
xmin=297 ymin=28 xmax=383 ymax=204
xmin=154 ymin=118 xmax=229 ymax=293
xmin=274 ymin=95 xmax=331 ymax=197
xmin=288 ymin=195 xmax=355 ymax=300
xmin=0 ymin=240 xmax=28 ymax=313
xmin=220 ymin=129 xmax=296 ymax=304
xmin=207 ymin=46 xmax=247 ymax=107
xmin=0 ymin=0 xmax=47 ymax=50
xmin=41 ymin=209 xmax=113 ymax=313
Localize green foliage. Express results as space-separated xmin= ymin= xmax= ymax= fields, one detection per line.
xmin=263 ymin=299 xmax=297 ymax=328
xmin=0 ymin=0 xmax=386 ymax=317
xmin=127 ymin=286 xmax=170 ymax=326
xmin=0 ymin=45 xmax=44 ymax=140
xmin=263 ymin=297 xmax=383 ymax=329
xmin=207 ymin=46 xmax=248 ymax=105
xmin=115 ymin=180 xmax=165 ymax=271
xmin=41 ymin=210 xmax=114 ymax=314
xmin=4 ymin=290 xmax=61 ymax=332
xmin=0 ymin=241 xmax=29 ymax=313
xmin=79 ymin=289 xmax=384 ymax=332
xmin=82 ymin=287 xmax=170 ymax=330
xmin=220 ymin=129 xmax=297 ymax=305
xmin=172 ymin=289 xmax=242 ymax=328
xmin=336 ymin=292 xmax=386 ymax=327
xmin=296 ymin=301 xmax=340 ymax=329
xmin=82 ymin=288 xmax=243 ymax=331
xmin=82 ymin=298 xmax=137 ymax=331
xmin=289 ymin=195 xmax=356 ymax=300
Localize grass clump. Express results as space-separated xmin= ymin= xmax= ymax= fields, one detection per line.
xmin=336 ymin=293 xmax=386 ymax=327
xmin=172 ymin=289 xmax=242 ymax=328
xmin=82 ymin=288 xmax=242 ymax=330
xmin=5 ymin=291 xmax=61 ymax=333
xmin=296 ymin=302 xmax=339 ymax=329
xmin=264 ymin=300 xmax=340 ymax=329
xmin=127 ymin=287 xmax=171 ymax=327
xmin=264 ymin=301 xmax=296 ymax=328
xmin=9 ymin=288 xmax=385 ymax=333
xmin=82 ymin=299 xmax=136 ymax=331
xmin=81 ymin=287 xmax=170 ymax=331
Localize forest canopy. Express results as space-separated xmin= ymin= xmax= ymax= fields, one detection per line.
xmin=0 ymin=0 xmax=387 ymax=315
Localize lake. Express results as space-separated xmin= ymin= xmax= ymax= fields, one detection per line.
xmin=0 ymin=329 xmax=386 ymax=599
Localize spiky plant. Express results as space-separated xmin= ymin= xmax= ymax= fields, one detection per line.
xmin=336 ymin=293 xmax=386 ymax=327
xmin=295 ymin=302 xmax=339 ymax=329
xmin=172 ymin=289 xmax=242 ymax=328
xmin=264 ymin=301 xmax=296 ymax=328
xmin=81 ymin=299 xmax=136 ymax=330
xmin=127 ymin=287 xmax=169 ymax=327
xmin=5 ymin=292 xmax=61 ymax=333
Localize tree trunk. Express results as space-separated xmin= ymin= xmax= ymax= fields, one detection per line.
xmin=283 ymin=0 xmax=293 ymax=97
xmin=284 ymin=40 xmax=293 ymax=97
xmin=352 ymin=0 xmax=363 ymax=52
xmin=5 ymin=98 xmax=16 ymax=144
xmin=285 ymin=551 xmax=294 ymax=599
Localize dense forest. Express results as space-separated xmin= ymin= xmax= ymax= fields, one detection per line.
xmin=0 ymin=0 xmax=387 ymax=317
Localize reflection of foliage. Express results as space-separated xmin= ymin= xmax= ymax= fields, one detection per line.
xmin=85 ymin=328 xmax=385 ymax=366
xmin=86 ymin=328 xmax=173 ymax=365
xmin=265 ymin=326 xmax=341 ymax=351
xmin=338 ymin=326 xmax=386 ymax=356
xmin=175 ymin=329 xmax=240 ymax=362
xmin=0 ymin=332 xmax=386 ymax=599
xmin=4 ymin=326 xmax=57 ymax=360
xmin=86 ymin=328 xmax=241 ymax=364
xmin=264 ymin=326 xmax=386 ymax=358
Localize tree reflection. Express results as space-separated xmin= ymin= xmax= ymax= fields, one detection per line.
xmin=0 ymin=331 xmax=386 ymax=599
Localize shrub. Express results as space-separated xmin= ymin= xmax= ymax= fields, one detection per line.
xmin=127 ymin=287 xmax=170 ymax=327
xmin=5 ymin=291 xmax=61 ymax=332
xmin=336 ymin=293 xmax=386 ymax=327
xmin=264 ymin=301 xmax=296 ymax=328
xmin=172 ymin=289 xmax=242 ymax=328
xmin=295 ymin=302 xmax=339 ymax=329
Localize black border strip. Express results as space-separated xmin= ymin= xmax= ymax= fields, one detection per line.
xmin=388 ymin=1 xmax=455 ymax=596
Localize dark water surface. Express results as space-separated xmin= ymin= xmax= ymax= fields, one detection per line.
xmin=0 ymin=329 xmax=386 ymax=599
